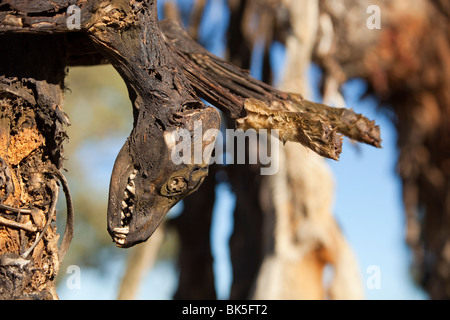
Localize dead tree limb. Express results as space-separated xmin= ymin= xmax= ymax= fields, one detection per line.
xmin=161 ymin=19 xmax=381 ymax=160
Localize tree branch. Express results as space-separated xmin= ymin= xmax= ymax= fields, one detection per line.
xmin=161 ymin=19 xmax=382 ymax=160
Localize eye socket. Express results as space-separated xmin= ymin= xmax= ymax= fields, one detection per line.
xmin=161 ymin=177 xmax=188 ymax=196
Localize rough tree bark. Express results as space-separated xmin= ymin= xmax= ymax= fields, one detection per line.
xmin=0 ymin=33 xmax=71 ymax=299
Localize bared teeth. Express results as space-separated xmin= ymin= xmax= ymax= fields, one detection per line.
xmin=126 ymin=185 xmax=135 ymax=194
xmin=114 ymin=226 xmax=129 ymax=243
xmin=115 ymin=238 xmax=126 ymax=245
xmin=119 ymin=171 xmax=138 ymax=231
xmin=114 ymin=226 xmax=129 ymax=234
xmin=115 ymin=233 xmax=127 ymax=239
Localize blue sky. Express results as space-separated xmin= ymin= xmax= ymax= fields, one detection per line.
xmin=58 ymin=0 xmax=428 ymax=300
xmin=324 ymin=76 xmax=427 ymax=299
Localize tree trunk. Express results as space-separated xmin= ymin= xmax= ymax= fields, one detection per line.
xmin=0 ymin=33 xmax=70 ymax=299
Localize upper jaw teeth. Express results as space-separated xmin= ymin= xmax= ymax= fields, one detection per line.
xmin=114 ymin=226 xmax=129 ymax=234
xmin=118 ymin=169 xmax=138 ymax=231
xmin=126 ymin=184 xmax=135 ymax=194
xmin=113 ymin=226 xmax=129 ymax=245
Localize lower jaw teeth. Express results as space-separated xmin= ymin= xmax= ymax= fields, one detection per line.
xmin=115 ymin=238 xmax=126 ymax=245
xmin=121 ymin=187 xmax=135 ymax=227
